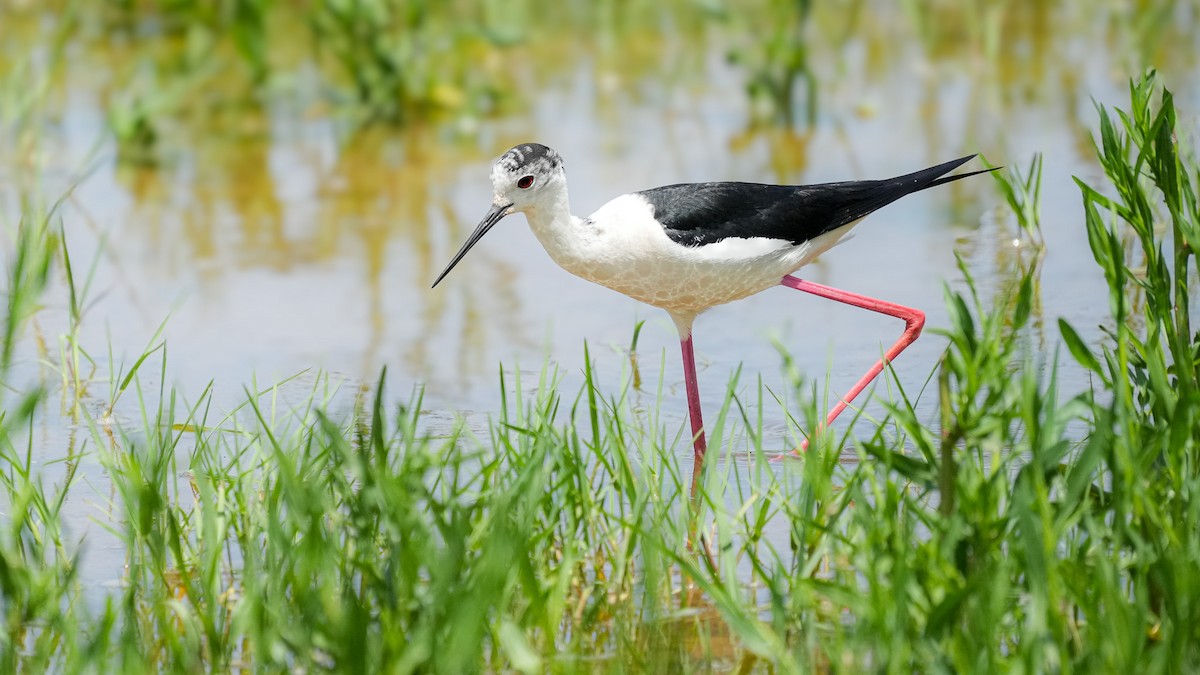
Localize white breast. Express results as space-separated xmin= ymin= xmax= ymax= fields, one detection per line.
xmin=527 ymin=193 xmax=856 ymax=320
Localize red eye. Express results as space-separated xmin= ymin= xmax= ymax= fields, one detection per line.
xmin=517 ymin=175 xmax=535 ymax=189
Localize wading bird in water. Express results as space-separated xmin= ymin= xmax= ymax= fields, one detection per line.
xmin=433 ymin=143 xmax=993 ymax=483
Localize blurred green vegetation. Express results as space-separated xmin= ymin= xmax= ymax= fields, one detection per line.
xmin=1 ymin=0 xmax=1196 ymax=163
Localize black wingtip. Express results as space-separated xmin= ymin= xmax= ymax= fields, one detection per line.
xmin=904 ymin=154 xmax=1001 ymax=191
xmin=927 ymin=164 xmax=1003 ymax=189
xmin=825 ymin=153 xmax=997 ymax=230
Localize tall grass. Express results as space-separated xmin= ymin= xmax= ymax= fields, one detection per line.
xmin=0 ymin=200 xmax=94 ymax=673
xmin=1 ymin=71 xmax=1199 ymax=670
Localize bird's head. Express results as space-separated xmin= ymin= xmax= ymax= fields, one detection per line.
xmin=489 ymin=142 xmax=566 ymax=215
xmin=432 ymin=143 xmax=565 ymax=288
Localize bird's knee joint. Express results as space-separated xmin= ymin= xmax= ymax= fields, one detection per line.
xmin=907 ymin=309 xmax=926 ymax=336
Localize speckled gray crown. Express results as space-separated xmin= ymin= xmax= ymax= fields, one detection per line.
xmin=497 ymin=143 xmax=562 ymax=173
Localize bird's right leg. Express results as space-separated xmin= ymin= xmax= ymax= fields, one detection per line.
xmin=680 ymin=334 xmax=708 ymax=476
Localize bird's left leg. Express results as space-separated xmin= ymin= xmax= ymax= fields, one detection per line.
xmin=778 ymin=274 xmax=926 ymax=451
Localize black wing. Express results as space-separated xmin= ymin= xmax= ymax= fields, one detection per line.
xmin=640 ymin=155 xmax=991 ymax=247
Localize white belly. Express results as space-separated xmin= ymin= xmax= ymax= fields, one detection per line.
xmin=570 ymin=249 xmax=801 ymax=316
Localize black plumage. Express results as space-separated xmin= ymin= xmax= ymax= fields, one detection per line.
xmin=641 ymin=155 xmax=991 ymax=247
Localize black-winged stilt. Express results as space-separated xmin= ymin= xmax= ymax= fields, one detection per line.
xmin=433 ymin=143 xmax=993 ymax=478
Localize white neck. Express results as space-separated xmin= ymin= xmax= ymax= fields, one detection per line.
xmin=522 ymin=185 xmax=587 ymax=266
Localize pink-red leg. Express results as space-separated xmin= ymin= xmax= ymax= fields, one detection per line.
xmin=778 ymin=274 xmax=926 ymax=451
xmin=680 ymin=335 xmax=708 ymax=477
xmin=680 ymin=334 xmax=713 ymax=548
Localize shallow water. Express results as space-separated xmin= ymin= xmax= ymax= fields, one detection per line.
xmin=2 ymin=1 xmax=1199 ymax=599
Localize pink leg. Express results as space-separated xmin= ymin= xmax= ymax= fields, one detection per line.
xmin=680 ymin=335 xmax=712 ymax=542
xmin=779 ymin=274 xmax=926 ymax=451
xmin=680 ymin=335 xmax=708 ymax=474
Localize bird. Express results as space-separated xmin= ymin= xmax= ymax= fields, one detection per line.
xmin=433 ymin=142 xmax=994 ymax=482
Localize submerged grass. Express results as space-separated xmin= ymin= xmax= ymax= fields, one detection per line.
xmin=2 ymin=71 xmax=1200 ymax=671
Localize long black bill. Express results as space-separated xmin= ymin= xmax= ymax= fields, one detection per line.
xmin=431 ymin=202 xmax=512 ymax=288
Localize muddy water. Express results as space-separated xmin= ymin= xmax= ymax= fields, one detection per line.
xmin=2 ymin=2 xmax=1199 ymax=602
